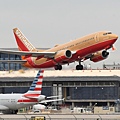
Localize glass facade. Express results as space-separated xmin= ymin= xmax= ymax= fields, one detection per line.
xmin=0 ymin=53 xmax=22 ymax=71
xmin=4 ymin=87 xmax=29 ymax=93
xmin=41 ymin=87 xmax=52 ymax=96
xmin=69 ymin=87 xmax=118 ymax=100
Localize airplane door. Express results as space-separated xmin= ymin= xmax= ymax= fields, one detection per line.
xmin=95 ymin=33 xmax=99 ymax=42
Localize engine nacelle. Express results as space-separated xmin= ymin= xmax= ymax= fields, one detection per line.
xmin=37 ymin=95 xmax=46 ymax=102
xmin=54 ymin=50 xmax=72 ymax=63
xmin=90 ymin=51 xmax=109 ymax=62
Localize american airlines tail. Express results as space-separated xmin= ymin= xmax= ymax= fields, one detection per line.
xmin=23 ymin=70 xmax=44 ymax=98
xmin=13 ymin=28 xmax=37 ymax=51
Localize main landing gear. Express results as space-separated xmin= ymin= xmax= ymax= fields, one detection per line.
xmin=54 ymin=61 xmax=83 ymax=70
xmin=54 ymin=64 xmax=62 ymax=70
xmin=76 ymin=61 xmax=83 ymax=70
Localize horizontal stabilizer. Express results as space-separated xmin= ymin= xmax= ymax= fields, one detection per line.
xmin=39 ymin=98 xmax=65 ymax=104
xmin=0 ymin=49 xmax=56 ymax=58
xmin=0 ymin=60 xmax=27 ymax=64
xmin=47 ymin=95 xmax=62 ymax=99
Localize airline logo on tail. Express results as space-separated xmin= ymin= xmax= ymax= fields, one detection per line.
xmin=14 ymin=28 xmax=36 ymax=51
xmin=23 ymin=70 xmax=44 ymax=98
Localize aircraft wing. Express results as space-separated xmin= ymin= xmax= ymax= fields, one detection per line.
xmin=25 ymin=95 xmax=62 ymax=100
xmin=39 ymin=98 xmax=65 ymax=104
xmin=0 ymin=49 xmax=56 ymax=58
xmin=0 ymin=60 xmax=27 ymax=63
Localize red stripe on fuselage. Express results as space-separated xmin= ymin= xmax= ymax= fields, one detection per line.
xmin=18 ymin=99 xmax=38 ymax=102
xmin=25 ymin=57 xmax=36 ymax=67
xmin=23 ymin=94 xmax=40 ymax=97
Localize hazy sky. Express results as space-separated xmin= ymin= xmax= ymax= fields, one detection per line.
xmin=0 ymin=0 xmax=120 ymax=69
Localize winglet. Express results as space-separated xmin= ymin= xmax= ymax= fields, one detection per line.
xmin=13 ymin=28 xmax=36 ymax=51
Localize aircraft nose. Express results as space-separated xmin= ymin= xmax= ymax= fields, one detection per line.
xmin=114 ymin=34 xmax=118 ymax=40
xmin=112 ymin=34 xmax=118 ymax=41
xmin=114 ymin=34 xmax=118 ymax=39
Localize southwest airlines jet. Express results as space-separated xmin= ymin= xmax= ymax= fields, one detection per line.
xmin=0 ymin=70 xmax=45 ymax=114
xmin=0 ymin=28 xmax=118 ymax=70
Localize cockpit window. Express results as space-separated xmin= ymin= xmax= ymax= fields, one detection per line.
xmin=107 ymin=32 xmax=112 ymax=34
xmin=103 ymin=33 xmax=107 ymax=35
xmin=103 ymin=32 xmax=112 ymax=35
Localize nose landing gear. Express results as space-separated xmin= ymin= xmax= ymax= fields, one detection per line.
xmin=76 ymin=61 xmax=83 ymax=70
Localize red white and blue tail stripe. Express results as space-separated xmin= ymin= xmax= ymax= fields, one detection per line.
xmin=23 ymin=70 xmax=44 ymax=98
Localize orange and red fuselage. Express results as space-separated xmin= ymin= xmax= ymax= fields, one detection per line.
xmin=22 ymin=31 xmax=118 ymax=68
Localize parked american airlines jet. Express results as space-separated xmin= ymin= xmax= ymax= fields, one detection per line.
xmin=0 ymin=28 xmax=118 ymax=70
xmin=0 ymin=70 xmax=64 ymax=114
xmin=0 ymin=70 xmax=45 ymax=114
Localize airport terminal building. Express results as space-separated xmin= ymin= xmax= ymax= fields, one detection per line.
xmin=0 ymin=70 xmax=120 ymax=109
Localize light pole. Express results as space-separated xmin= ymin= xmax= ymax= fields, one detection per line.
xmin=92 ymin=103 xmax=97 ymax=113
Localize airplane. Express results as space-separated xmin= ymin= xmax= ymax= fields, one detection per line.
xmin=0 ymin=70 xmax=63 ymax=114
xmin=0 ymin=70 xmax=45 ymax=114
xmin=0 ymin=28 xmax=118 ymax=70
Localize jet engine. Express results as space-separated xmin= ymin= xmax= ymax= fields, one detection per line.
xmin=54 ymin=50 xmax=72 ymax=62
xmin=37 ymin=95 xmax=46 ymax=102
xmin=90 ymin=50 xmax=109 ymax=62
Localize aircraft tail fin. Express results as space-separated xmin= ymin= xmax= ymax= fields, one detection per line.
xmin=23 ymin=70 xmax=44 ymax=98
xmin=13 ymin=28 xmax=37 ymax=52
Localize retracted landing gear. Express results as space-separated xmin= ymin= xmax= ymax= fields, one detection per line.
xmin=54 ymin=64 xmax=62 ymax=70
xmin=76 ymin=61 xmax=83 ymax=70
